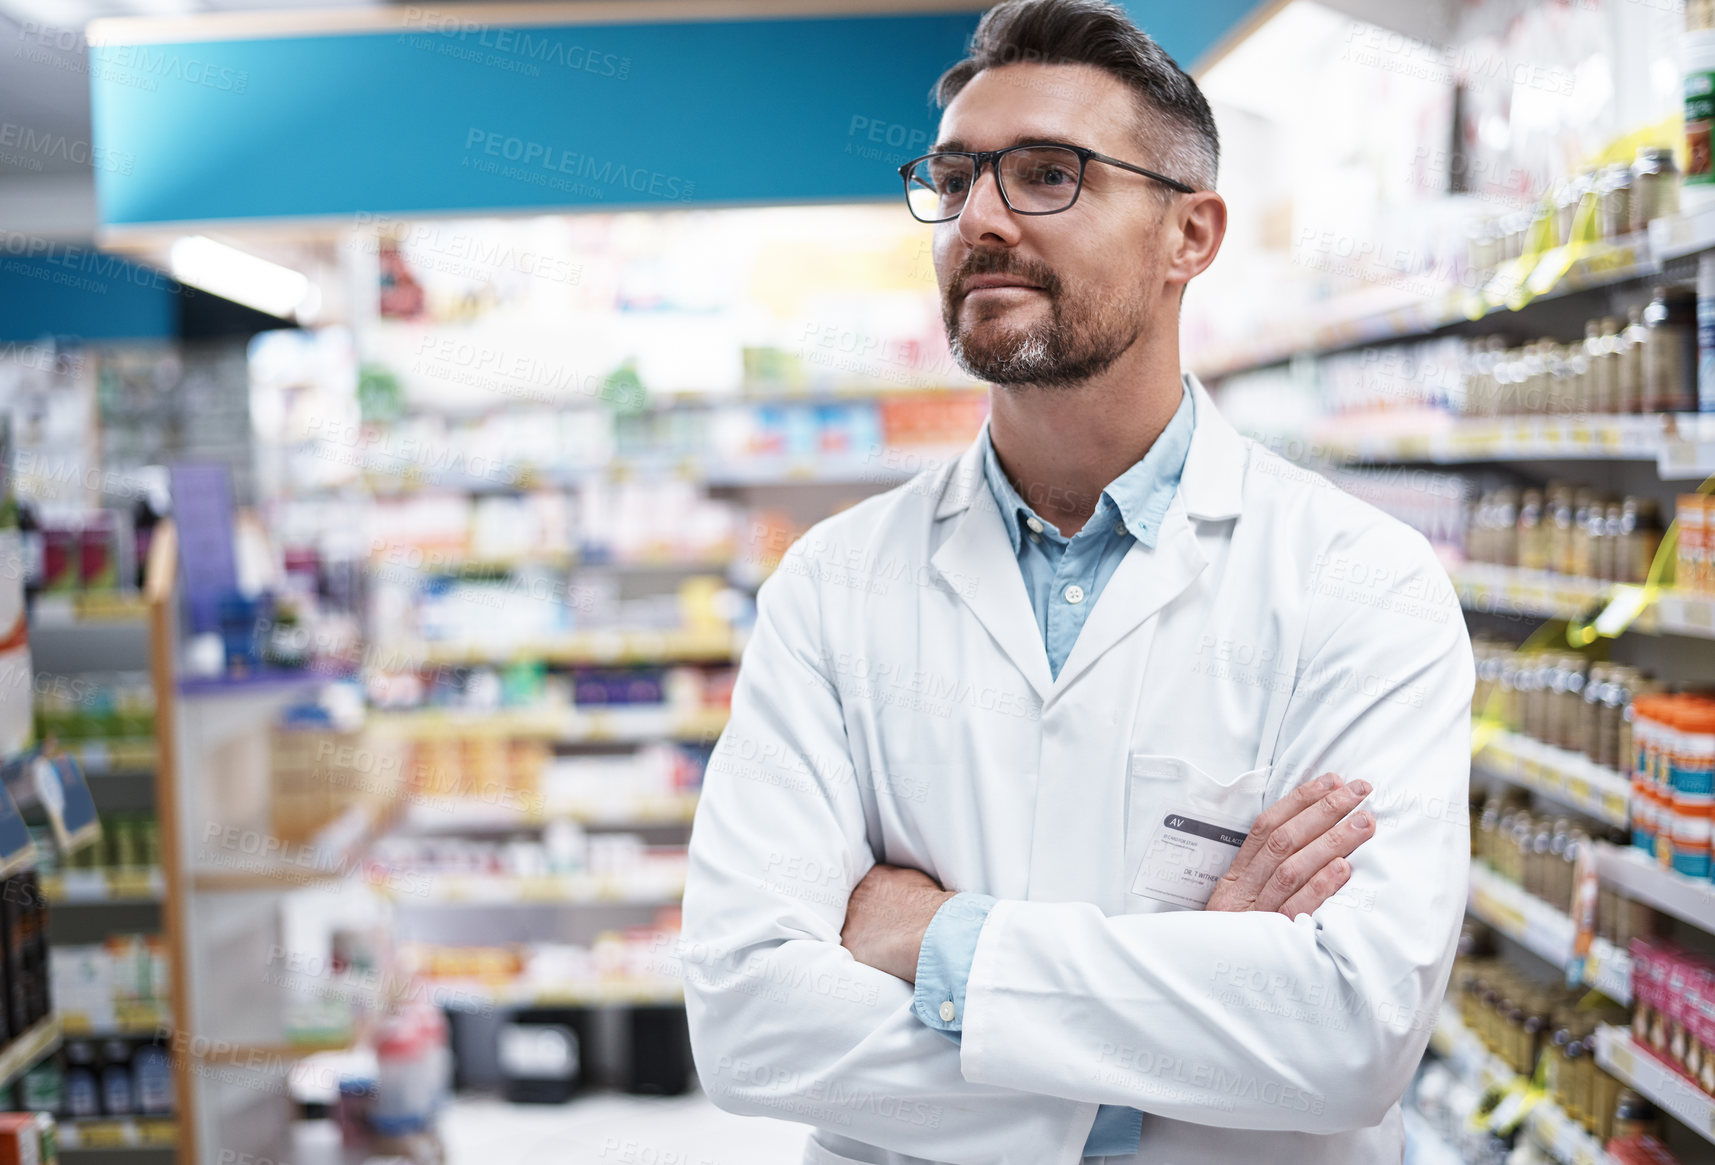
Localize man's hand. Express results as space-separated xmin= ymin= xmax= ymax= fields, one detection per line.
xmin=1206 ymin=771 xmax=1373 ymax=917
xmin=841 ymin=864 xmax=957 ymax=982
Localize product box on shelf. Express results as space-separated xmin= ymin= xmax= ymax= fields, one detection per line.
xmin=270 ymin=725 xmax=403 ymax=847
xmin=1629 ymin=937 xmax=1715 ymax=1092
xmin=0 ymin=1112 xmax=42 ymax=1165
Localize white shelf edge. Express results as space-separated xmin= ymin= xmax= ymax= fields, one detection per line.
xmin=1594 ymin=842 xmax=1715 ymax=935
xmin=1595 ymin=1023 xmax=1715 ymax=1146
xmin=1473 ymin=728 xmax=1629 ymax=828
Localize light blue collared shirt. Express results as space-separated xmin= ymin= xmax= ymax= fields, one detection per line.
xmin=910 ymin=383 xmax=1195 ymax=1158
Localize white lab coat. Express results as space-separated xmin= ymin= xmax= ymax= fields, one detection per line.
xmin=681 ymin=374 xmax=1473 ymax=1165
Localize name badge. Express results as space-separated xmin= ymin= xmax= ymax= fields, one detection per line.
xmin=1130 ymin=806 xmax=1249 ymax=909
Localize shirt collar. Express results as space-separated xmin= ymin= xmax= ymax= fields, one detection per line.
xmin=979 ymin=383 xmax=1195 ymax=553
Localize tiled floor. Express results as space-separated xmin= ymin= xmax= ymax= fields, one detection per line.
xmin=443 ymin=1090 xmax=810 ymax=1164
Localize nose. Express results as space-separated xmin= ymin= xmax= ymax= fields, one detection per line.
xmin=956 ymin=158 xmax=1021 ymax=248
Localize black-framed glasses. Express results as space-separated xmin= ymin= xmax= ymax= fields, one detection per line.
xmin=898 ymin=143 xmax=1195 ymax=224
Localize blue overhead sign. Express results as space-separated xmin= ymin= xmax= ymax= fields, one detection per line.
xmin=86 ymin=3 xmax=1262 ymax=230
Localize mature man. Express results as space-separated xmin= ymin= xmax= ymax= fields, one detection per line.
xmin=681 ymin=3 xmax=1472 ymax=1163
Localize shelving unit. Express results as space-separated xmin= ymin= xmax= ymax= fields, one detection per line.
xmin=1594 ymin=844 xmax=1715 ymax=935
xmin=388 ymin=871 xmax=687 ymax=907
xmin=1466 ymin=862 xmax=1576 ymax=969
xmin=1200 ymin=171 xmax=1715 ymax=1165
xmin=383 ymin=627 xmax=741 ymax=668
xmin=1450 ymin=564 xmax=1715 ymax=640
xmin=1192 ymin=233 xmax=1657 ymax=384
xmin=1595 ymin=1025 xmax=1715 ymax=1147
xmin=57 ymin=1116 xmax=178 ymax=1151
xmin=1473 ymin=729 xmax=1629 ymax=828
xmin=394 ymin=792 xmax=699 ymax=834
xmin=367 ymin=706 xmax=728 ymax=746
xmin=0 ymin=1019 xmax=62 ymax=1093
xmin=1422 ymin=1007 xmax=1612 ymax=1165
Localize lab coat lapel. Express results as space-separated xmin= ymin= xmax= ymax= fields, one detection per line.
xmin=1047 ymin=500 xmax=1207 ymax=698
xmin=1046 ymin=373 xmax=1244 ymax=700
xmin=929 ymin=439 xmax=1055 ymax=705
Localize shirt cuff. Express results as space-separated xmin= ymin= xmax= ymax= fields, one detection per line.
xmin=1083 ymin=1105 xmax=1144 ymax=1156
xmin=910 ymin=891 xmax=996 ymax=1037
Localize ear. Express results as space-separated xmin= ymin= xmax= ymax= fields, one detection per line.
xmin=1165 ymin=190 xmax=1227 ymax=292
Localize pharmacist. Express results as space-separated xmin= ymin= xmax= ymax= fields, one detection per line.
xmin=682 ymin=2 xmax=1472 ymax=1163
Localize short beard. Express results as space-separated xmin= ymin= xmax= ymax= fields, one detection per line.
xmin=943 ymin=254 xmax=1147 ymax=390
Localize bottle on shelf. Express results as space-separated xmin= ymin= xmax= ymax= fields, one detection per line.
xmin=61 ymin=1043 xmax=98 ymax=1121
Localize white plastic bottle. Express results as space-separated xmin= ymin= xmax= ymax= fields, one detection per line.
xmin=290 ymin=1103 xmax=343 ymax=1165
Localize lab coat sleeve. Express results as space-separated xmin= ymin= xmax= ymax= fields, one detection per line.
xmin=913 ymin=892 xmax=998 ymax=1036
xmin=680 ymin=547 xmax=1099 ymax=1165
xmin=958 ymin=522 xmax=1473 ymax=1133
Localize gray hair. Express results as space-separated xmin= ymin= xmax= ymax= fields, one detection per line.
xmin=933 ymin=0 xmax=1219 ymax=195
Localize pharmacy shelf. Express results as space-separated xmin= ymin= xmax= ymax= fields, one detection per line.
xmin=425 ymin=978 xmax=684 ymax=1010
xmin=1466 ymin=862 xmax=1576 ymax=969
xmin=1402 ymin=1107 xmax=1466 ymax=1165
xmin=56 ymin=741 xmax=157 ymax=777
xmin=1463 ymin=864 xmax=1630 ymax=1002
xmin=1583 ymin=937 xmax=1634 ymax=1007
xmin=189 ymin=801 xmax=403 ymax=892
xmin=1429 ymin=1007 xmax=1609 ymax=1164
xmin=1650 ymin=204 xmax=1715 ymax=263
xmin=396 ymin=791 xmax=699 ymax=834
xmin=1454 ymin=563 xmax=1611 ymax=621
xmin=1429 ymin=1006 xmax=1513 ymax=1084
xmin=41 ymin=869 xmax=164 ymax=905
xmin=60 ymin=1005 xmax=171 ymax=1037
xmin=1594 ymin=1023 xmax=1715 ymax=1145
xmin=369 ymin=551 xmax=732 ymax=576
xmin=1526 ymin=1100 xmax=1614 ymax=1165
xmin=1594 ymin=843 xmax=1715 ymax=935
xmin=0 ymin=1017 xmax=61 ymax=1091
xmin=1454 ymin=563 xmax=1715 ymax=640
xmin=386 ymin=870 xmax=686 ymax=906
xmin=1193 ymin=236 xmax=1656 ymax=382
xmin=1304 ymin=413 xmax=1673 ymax=466
xmin=382 ymin=625 xmax=739 ymax=667
xmin=175 ymin=670 xmax=331 ymax=699
xmin=1473 ymin=730 xmax=1628 ymax=828
xmin=29 ymin=594 xmax=151 ymax=626
xmin=337 ymin=459 xmax=924 ymax=497
xmin=368 ymin=705 xmax=728 ymax=744
xmin=1253 ymin=413 xmax=1715 ymax=478
xmin=57 ymin=1117 xmax=178 ymax=1151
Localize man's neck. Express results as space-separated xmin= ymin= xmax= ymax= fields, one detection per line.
xmin=986 ymin=338 xmax=1185 ymax=538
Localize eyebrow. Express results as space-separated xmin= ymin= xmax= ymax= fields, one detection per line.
xmin=929 ymin=133 xmax=1085 ymax=153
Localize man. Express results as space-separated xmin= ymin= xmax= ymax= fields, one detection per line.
xmin=681 ymin=2 xmax=1471 ymax=1162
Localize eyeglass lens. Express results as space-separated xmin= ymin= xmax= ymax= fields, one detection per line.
xmin=905 ymin=147 xmax=1083 ymax=221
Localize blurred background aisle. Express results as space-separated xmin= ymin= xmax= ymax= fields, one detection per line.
xmin=0 ymin=0 xmax=1708 ymax=1163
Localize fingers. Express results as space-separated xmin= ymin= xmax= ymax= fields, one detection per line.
xmin=1225 ymin=774 xmax=1370 ymax=904
xmin=1225 ymin=772 xmax=1341 ymax=875
xmin=1255 ymin=804 xmax=1375 ymax=913
xmin=1275 ymin=856 xmax=1355 ymax=920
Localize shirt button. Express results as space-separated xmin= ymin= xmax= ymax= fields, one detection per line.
xmin=1025 ymin=517 xmax=1043 ymax=534
xmin=1114 ymin=522 xmax=1127 ymax=537
xmin=939 ymin=1000 xmax=956 ymax=1023
xmin=1063 ymin=584 xmax=1085 ymax=605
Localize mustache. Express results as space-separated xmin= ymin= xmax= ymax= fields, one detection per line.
xmin=949 ymin=251 xmax=1061 ymax=300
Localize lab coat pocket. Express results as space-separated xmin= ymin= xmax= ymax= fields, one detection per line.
xmin=1124 ymin=755 xmax=1270 ymax=912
